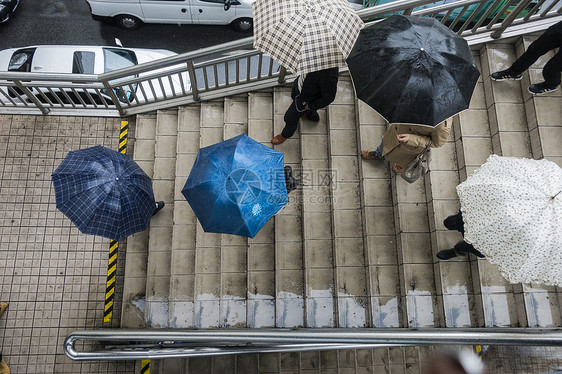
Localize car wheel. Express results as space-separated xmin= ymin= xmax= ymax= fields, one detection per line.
xmin=231 ymin=17 xmax=252 ymax=32
xmin=115 ymin=15 xmax=142 ymax=30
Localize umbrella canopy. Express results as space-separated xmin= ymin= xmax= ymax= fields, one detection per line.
xmin=182 ymin=134 xmax=288 ymax=238
xmin=52 ymin=145 xmax=155 ymax=240
xmin=252 ymin=0 xmax=364 ymax=75
xmin=457 ymin=155 xmax=562 ymax=286
xmin=346 ymin=15 xmax=480 ymax=126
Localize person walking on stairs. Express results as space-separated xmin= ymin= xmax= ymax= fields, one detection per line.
xmin=271 ymin=67 xmax=339 ymax=145
xmin=361 ymin=117 xmax=452 ymax=174
xmin=0 ymin=302 xmax=10 ymax=374
xmin=491 ymin=20 xmax=562 ymax=95
xmin=436 ymin=211 xmax=486 ymax=260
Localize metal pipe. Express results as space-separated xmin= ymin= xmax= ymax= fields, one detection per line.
xmin=64 ymin=328 xmax=562 ymax=361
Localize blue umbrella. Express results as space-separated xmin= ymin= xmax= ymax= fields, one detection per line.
xmin=182 ymin=134 xmax=288 ymax=238
xmin=51 ymin=145 xmax=155 ymax=240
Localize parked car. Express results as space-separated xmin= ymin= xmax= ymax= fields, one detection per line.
xmin=86 ymin=0 xmax=364 ymax=32
xmin=0 ymin=0 xmax=19 ymax=23
xmin=0 ymin=43 xmax=190 ymax=106
xmin=363 ymin=0 xmax=539 ymax=26
xmin=85 ymin=0 xmax=255 ymax=31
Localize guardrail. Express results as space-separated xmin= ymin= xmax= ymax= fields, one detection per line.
xmin=0 ymin=0 xmax=560 ymax=117
xmin=64 ymin=328 xmax=562 ymax=361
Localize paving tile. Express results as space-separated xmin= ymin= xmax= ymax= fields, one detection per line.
xmin=358 ymin=101 xmax=387 ymax=125
xmin=304 ymin=239 xmax=334 ymax=268
xmin=495 ymin=131 xmax=532 ymax=158
xmin=178 ymin=106 xmax=201 ymax=131
xmin=156 ymin=109 xmax=178 ymax=135
xmin=329 ymin=129 xmax=357 ymax=156
xmin=224 ymin=97 xmax=248 ymax=124
xmin=334 ymin=238 xmax=365 ymax=267
xmin=248 ymin=92 xmax=273 ymax=120
xmin=459 ymin=137 xmax=492 ymax=166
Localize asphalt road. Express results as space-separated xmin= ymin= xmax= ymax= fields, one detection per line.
xmin=0 ymin=0 xmax=249 ymax=53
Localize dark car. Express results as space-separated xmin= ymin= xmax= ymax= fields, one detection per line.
xmin=0 ymin=0 xmax=19 ymax=23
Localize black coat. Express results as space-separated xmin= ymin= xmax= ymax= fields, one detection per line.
xmin=291 ymin=67 xmax=339 ymax=111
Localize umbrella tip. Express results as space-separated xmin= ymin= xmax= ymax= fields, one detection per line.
xmin=552 ymin=191 xmax=561 ymax=199
xmin=420 ymin=48 xmax=425 ymax=51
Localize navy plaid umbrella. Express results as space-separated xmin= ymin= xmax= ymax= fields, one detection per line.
xmin=51 ymin=145 xmax=155 ymax=240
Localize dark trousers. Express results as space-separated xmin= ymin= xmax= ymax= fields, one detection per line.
xmin=281 ymin=102 xmax=306 ymax=138
xmin=448 ymin=211 xmax=479 ymax=255
xmin=510 ymin=22 xmax=562 ymax=88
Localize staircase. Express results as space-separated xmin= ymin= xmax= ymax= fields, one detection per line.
xmin=120 ymin=35 xmax=562 ymax=373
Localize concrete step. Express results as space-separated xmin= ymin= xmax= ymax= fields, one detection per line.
xmin=221 ymin=96 xmax=249 ymax=328
xmin=271 ymin=87 xmax=306 ymax=328
xmin=121 ymin=113 xmax=156 ymax=328
xmin=193 ymin=101 xmax=226 ymax=328
xmin=357 ymin=101 xmax=402 ymax=328
xmin=145 ymin=109 xmax=178 ymax=327
xmin=251 ymin=90 xmax=305 ymax=329
xmin=276 ymin=83 xmax=338 ymax=328
xmin=168 ymin=105 xmax=201 ymax=328
xmin=327 ymin=76 xmax=369 ymax=327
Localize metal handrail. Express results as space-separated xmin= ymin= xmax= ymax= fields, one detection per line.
xmin=0 ymin=1 xmax=560 ymax=117
xmin=64 ymin=328 xmax=562 ymax=361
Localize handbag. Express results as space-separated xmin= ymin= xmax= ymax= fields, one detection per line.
xmin=400 ymin=140 xmax=432 ymax=183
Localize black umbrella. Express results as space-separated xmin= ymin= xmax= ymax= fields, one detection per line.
xmin=346 ymin=15 xmax=480 ymax=126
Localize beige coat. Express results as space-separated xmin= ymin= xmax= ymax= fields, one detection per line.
xmin=382 ymin=120 xmax=452 ymax=169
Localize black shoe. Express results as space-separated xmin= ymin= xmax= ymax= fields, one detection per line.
xmin=528 ymin=82 xmax=558 ymax=95
xmin=491 ymin=69 xmax=522 ymax=81
xmin=443 ymin=212 xmax=464 ymax=233
xmin=284 ymin=166 xmax=300 ymax=193
xmin=153 ymin=201 xmax=165 ymax=216
xmin=306 ymin=110 xmax=320 ymax=122
xmin=436 ymin=248 xmax=460 ymax=260
xmin=454 ymin=240 xmax=485 ymax=258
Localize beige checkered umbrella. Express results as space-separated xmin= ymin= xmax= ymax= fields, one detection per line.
xmin=253 ymin=0 xmax=364 ymax=75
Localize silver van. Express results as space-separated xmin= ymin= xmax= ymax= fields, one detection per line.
xmin=86 ymin=0 xmax=255 ymax=32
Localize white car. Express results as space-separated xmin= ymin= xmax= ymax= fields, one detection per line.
xmin=0 ymin=43 xmax=189 ymax=106
xmin=86 ymin=0 xmax=255 ymax=31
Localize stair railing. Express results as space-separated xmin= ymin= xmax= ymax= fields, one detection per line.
xmin=0 ymin=0 xmax=560 ymax=117
xmin=64 ymin=328 xmax=562 ymax=361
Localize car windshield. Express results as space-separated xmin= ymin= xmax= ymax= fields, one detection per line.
xmin=103 ymin=48 xmax=137 ymax=72
xmin=8 ymin=48 xmax=36 ymax=72
xmin=102 ymin=48 xmax=138 ymax=104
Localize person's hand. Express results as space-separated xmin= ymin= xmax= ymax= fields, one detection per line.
xmin=305 ymin=104 xmax=310 ymax=110
xmin=397 ymin=134 xmax=410 ymax=142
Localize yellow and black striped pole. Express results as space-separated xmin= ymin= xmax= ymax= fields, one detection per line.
xmin=141 ymin=359 xmax=150 ymax=374
xmin=474 ymin=345 xmax=483 ymax=360
xmin=104 ymin=120 xmax=129 ymax=323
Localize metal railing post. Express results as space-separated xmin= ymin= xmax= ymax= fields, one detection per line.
xmin=278 ymin=66 xmax=287 ymax=84
xmin=101 ymin=81 xmax=125 ymax=116
xmin=13 ymin=80 xmax=50 ymax=115
xmin=491 ymin=0 xmax=534 ymax=38
xmin=186 ymin=61 xmax=200 ymax=101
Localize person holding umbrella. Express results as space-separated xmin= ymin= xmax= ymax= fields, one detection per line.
xmin=361 ymin=117 xmax=453 ymax=174
xmin=434 ymin=155 xmax=562 ymax=288
xmin=271 ymin=67 xmax=339 ymax=145
xmin=52 ymin=145 xmax=165 ymax=241
xmin=251 ymin=0 xmax=364 ymax=145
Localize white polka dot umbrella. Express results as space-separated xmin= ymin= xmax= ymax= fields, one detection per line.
xmin=456 ymin=154 xmax=562 ymax=286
